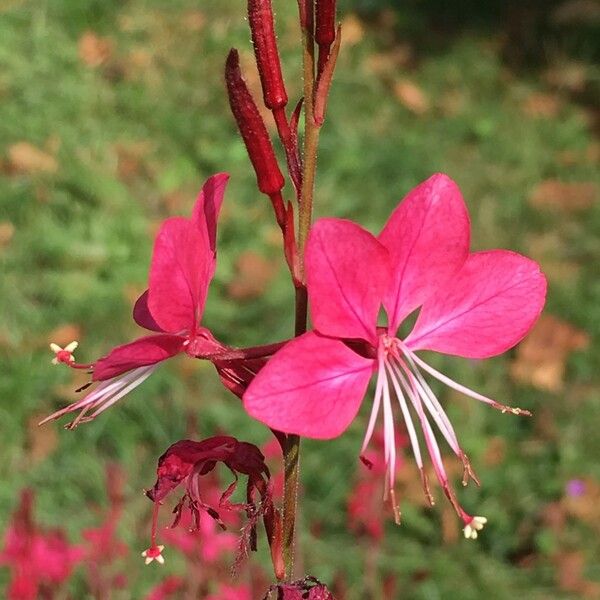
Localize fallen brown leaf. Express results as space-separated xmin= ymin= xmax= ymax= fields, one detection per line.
xmin=483 ymin=436 xmax=506 ymax=467
xmin=78 ymin=31 xmax=113 ymax=68
xmin=544 ymin=62 xmax=588 ymax=93
xmin=340 ymin=14 xmax=364 ymax=47
xmin=529 ymin=179 xmax=597 ymax=212
xmin=510 ymin=314 xmax=589 ymax=392
xmin=555 ymin=551 xmax=586 ymax=594
xmin=393 ymin=80 xmax=430 ymax=115
xmin=182 ymin=10 xmax=205 ymax=31
xmin=8 ymin=142 xmax=58 ymax=175
xmin=27 ymin=413 xmax=58 ymax=464
xmin=0 ymin=221 xmax=15 ymax=249
xmin=522 ymin=92 xmax=562 ymax=118
xmin=46 ymin=323 xmax=83 ymax=348
xmin=227 ymin=251 xmax=278 ymax=300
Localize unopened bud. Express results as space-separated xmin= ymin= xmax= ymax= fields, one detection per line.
xmin=315 ymin=0 xmax=336 ymax=46
xmin=248 ymin=0 xmax=288 ymax=110
xmin=225 ymin=49 xmax=285 ymax=196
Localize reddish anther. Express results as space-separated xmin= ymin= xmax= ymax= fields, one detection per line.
xmin=248 ymin=0 xmax=288 ymax=111
xmin=225 ymin=49 xmax=285 ymax=197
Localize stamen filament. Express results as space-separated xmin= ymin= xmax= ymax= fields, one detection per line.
xmin=402 ymin=344 xmax=531 ymax=416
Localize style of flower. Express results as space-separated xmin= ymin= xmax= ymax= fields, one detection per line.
xmin=42 ymin=174 xmax=232 ymax=428
xmin=244 ymin=173 xmax=547 ymax=536
xmin=143 ymin=436 xmax=283 ymax=579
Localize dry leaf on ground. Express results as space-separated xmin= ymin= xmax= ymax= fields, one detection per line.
xmin=8 ymin=142 xmax=58 ymax=175
xmin=27 ymin=413 xmax=58 ymax=464
xmin=522 ymin=92 xmax=562 ymax=118
xmin=341 ymin=14 xmax=364 ymax=47
xmin=393 ymin=80 xmax=430 ymax=115
xmin=227 ymin=251 xmax=278 ymax=300
xmin=78 ymin=31 xmax=113 ymax=68
xmin=510 ymin=314 xmax=589 ymax=392
xmin=528 ymin=179 xmax=597 ymax=212
xmin=0 ymin=221 xmax=15 ymax=249
xmin=46 ymin=323 xmax=83 ymax=348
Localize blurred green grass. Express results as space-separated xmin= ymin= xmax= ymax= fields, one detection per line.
xmin=1 ymin=0 xmax=599 ymax=598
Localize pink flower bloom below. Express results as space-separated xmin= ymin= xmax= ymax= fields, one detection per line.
xmin=0 ymin=490 xmax=84 ymax=600
xmin=245 ymin=173 xmax=547 ymax=536
xmin=206 ymin=583 xmax=252 ymax=600
xmin=42 ymin=173 xmax=230 ymax=428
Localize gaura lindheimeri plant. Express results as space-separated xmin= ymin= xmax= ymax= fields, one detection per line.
xmin=244 ymin=173 xmax=547 ymax=537
xmin=38 ymin=0 xmax=551 ymax=594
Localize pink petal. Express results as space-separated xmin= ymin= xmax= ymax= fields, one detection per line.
xmin=405 ymin=250 xmax=547 ymax=358
xmin=306 ymin=218 xmax=389 ymax=344
xmin=148 ymin=217 xmax=212 ymax=333
xmin=378 ymin=173 xmax=470 ymax=332
xmin=191 ymin=173 xmax=229 ymax=256
xmin=244 ymin=332 xmax=375 ymax=439
xmin=93 ymin=334 xmax=185 ymax=380
xmin=132 ymin=290 xmax=164 ymax=332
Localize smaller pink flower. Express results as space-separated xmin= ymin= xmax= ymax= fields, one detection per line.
xmin=42 ymin=174 xmax=230 ymax=427
xmin=245 ymin=174 xmax=547 ymax=535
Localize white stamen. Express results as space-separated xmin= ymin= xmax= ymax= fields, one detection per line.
xmin=360 ymin=352 xmax=385 ymax=455
xmin=384 ymin=361 xmax=423 ymax=469
xmin=381 ymin=365 xmax=396 ymax=487
xmin=403 ymin=346 xmax=528 ymax=415
xmin=394 ymin=354 xmax=461 ymax=456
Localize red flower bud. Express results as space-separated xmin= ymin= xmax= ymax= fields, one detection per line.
xmin=248 ymin=0 xmax=288 ymax=110
xmin=225 ymin=49 xmax=285 ymax=196
xmin=315 ymin=0 xmax=336 ymax=47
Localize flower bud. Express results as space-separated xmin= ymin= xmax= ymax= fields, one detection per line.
xmin=315 ymin=0 xmax=336 ymax=47
xmin=248 ymin=0 xmax=288 ymax=110
xmin=225 ymin=49 xmax=285 ymax=196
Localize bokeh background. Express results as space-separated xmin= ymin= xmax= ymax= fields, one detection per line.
xmin=1 ymin=0 xmax=599 ymax=598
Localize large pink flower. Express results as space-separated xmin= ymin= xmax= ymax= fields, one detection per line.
xmin=43 ymin=173 xmax=230 ymax=427
xmin=244 ymin=173 xmax=547 ymax=535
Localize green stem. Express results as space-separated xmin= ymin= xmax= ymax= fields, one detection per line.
xmin=281 ymin=2 xmax=322 ymax=580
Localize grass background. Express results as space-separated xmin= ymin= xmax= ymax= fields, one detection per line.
xmin=1 ymin=0 xmax=599 ymax=597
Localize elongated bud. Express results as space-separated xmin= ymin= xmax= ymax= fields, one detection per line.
xmin=315 ymin=0 xmax=336 ymax=47
xmin=225 ymin=49 xmax=285 ymax=196
xmin=248 ymin=0 xmax=288 ymax=110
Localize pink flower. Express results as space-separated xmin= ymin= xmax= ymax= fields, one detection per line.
xmin=0 ymin=490 xmax=84 ymax=599
xmin=206 ymin=583 xmax=252 ymax=600
xmin=244 ymin=173 xmax=547 ymax=534
xmin=42 ymin=174 xmax=230 ymax=427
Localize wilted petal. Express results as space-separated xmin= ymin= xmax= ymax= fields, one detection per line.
xmin=133 ymin=290 xmax=164 ymax=332
xmin=93 ymin=334 xmax=185 ymax=381
xmin=244 ymin=332 xmax=375 ymax=439
xmin=378 ymin=174 xmax=470 ymax=332
xmin=148 ymin=217 xmax=212 ymax=333
xmin=405 ymin=250 xmax=547 ymax=358
xmin=307 ymin=218 xmax=389 ymax=344
xmin=191 ymin=173 xmax=229 ymax=257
